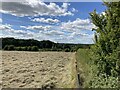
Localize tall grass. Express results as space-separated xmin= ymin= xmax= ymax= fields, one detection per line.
xmin=76 ymin=48 xmax=94 ymax=87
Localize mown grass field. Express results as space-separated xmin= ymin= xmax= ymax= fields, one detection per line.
xmin=2 ymin=51 xmax=77 ymax=88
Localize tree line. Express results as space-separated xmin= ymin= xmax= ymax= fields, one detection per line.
xmin=0 ymin=37 xmax=92 ymax=52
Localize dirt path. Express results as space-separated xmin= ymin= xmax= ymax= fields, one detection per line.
xmin=1 ymin=51 xmax=77 ymax=88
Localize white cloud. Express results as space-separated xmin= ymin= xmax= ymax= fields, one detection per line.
xmin=62 ymin=3 xmax=70 ymax=10
xmin=19 ymin=18 xmax=95 ymax=44
xmin=48 ymin=31 xmax=94 ymax=44
xmin=0 ymin=18 xmax=2 ymax=23
xmin=0 ymin=24 xmax=34 ymax=38
xmin=43 ymin=30 xmax=64 ymax=36
xmin=61 ymin=18 xmax=96 ymax=32
xmin=10 ymin=29 xmax=33 ymax=37
xmin=32 ymin=18 xmax=60 ymax=24
xmin=21 ymin=25 xmax=52 ymax=31
xmin=0 ymin=24 xmax=11 ymax=30
xmin=0 ymin=1 xmax=73 ymax=17
xmin=71 ymin=8 xmax=78 ymax=12
xmin=70 ymin=32 xmax=88 ymax=38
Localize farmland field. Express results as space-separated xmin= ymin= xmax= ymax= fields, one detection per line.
xmin=1 ymin=51 xmax=77 ymax=88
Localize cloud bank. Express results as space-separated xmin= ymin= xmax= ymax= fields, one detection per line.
xmin=0 ymin=0 xmax=73 ymax=17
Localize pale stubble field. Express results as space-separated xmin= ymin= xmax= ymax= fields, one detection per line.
xmin=1 ymin=51 xmax=77 ymax=88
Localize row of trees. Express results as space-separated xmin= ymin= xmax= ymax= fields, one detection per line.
xmin=3 ymin=45 xmax=79 ymax=52
xmin=4 ymin=45 xmax=39 ymax=51
xmin=1 ymin=38 xmax=91 ymax=52
xmin=88 ymin=1 xmax=120 ymax=88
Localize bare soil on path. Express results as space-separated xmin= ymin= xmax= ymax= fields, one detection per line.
xmin=1 ymin=51 xmax=77 ymax=88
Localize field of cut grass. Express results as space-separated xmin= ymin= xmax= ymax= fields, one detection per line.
xmin=75 ymin=48 xmax=96 ymax=87
xmin=2 ymin=51 xmax=76 ymax=88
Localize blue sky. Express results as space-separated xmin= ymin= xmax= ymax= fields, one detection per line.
xmin=0 ymin=1 xmax=106 ymax=44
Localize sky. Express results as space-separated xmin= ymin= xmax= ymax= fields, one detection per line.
xmin=0 ymin=0 xmax=106 ymax=44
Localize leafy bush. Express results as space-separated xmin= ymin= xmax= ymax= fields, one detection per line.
xmin=65 ymin=48 xmax=70 ymax=52
xmin=21 ymin=47 xmax=27 ymax=51
xmin=14 ymin=47 xmax=22 ymax=51
xmin=76 ymin=2 xmax=120 ymax=88
xmin=88 ymin=2 xmax=120 ymax=88
xmin=7 ymin=45 xmax=15 ymax=50
xmin=51 ymin=48 xmax=57 ymax=51
xmin=3 ymin=45 xmax=15 ymax=50
xmin=27 ymin=46 xmax=31 ymax=51
xmin=88 ymin=74 xmax=118 ymax=88
xmin=31 ymin=46 xmax=39 ymax=51
xmin=14 ymin=46 xmax=39 ymax=51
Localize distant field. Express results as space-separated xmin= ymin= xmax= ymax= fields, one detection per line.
xmin=1 ymin=51 xmax=77 ymax=88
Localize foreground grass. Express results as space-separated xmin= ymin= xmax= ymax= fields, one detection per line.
xmin=76 ymin=49 xmax=96 ymax=88
xmin=76 ymin=49 xmax=89 ymax=87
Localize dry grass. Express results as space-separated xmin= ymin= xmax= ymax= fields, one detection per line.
xmin=1 ymin=51 xmax=76 ymax=88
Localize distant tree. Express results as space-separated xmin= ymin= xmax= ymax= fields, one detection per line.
xmin=21 ymin=47 xmax=27 ymax=51
xmin=27 ymin=46 xmax=31 ymax=51
xmin=8 ymin=45 xmax=15 ymax=50
xmin=65 ymin=48 xmax=70 ymax=52
xmin=31 ymin=46 xmax=39 ymax=51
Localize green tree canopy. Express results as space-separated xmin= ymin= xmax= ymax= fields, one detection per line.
xmin=90 ymin=1 xmax=120 ymax=76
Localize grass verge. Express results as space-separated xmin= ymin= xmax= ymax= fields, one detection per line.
xmin=75 ymin=48 xmax=96 ymax=88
